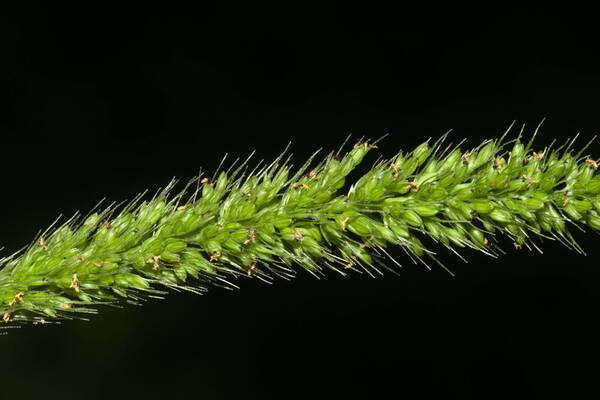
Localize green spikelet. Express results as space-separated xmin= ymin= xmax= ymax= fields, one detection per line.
xmin=1 ymin=125 xmax=599 ymax=328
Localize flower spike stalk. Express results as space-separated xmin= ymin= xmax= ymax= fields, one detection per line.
xmin=1 ymin=125 xmax=600 ymax=329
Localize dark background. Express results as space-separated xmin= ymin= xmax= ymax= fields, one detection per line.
xmin=3 ymin=5 xmax=600 ymax=398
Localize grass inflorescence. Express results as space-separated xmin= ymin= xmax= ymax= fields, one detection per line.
xmin=1 ymin=124 xmax=600 ymax=329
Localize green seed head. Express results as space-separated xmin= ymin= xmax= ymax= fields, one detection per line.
xmin=1 ymin=129 xmax=599 ymax=329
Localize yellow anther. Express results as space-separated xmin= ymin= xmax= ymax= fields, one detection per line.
xmin=461 ymin=152 xmax=471 ymax=164
xmin=340 ymin=217 xmax=349 ymax=231
xmin=354 ymin=141 xmax=377 ymax=151
xmin=492 ymin=156 xmax=505 ymax=171
xmin=243 ymin=229 xmax=257 ymax=245
xmin=210 ymin=251 xmax=222 ymax=262
xmin=146 ymin=255 xmax=161 ymax=270
xmin=586 ymin=158 xmax=598 ymax=169
xmin=293 ymin=229 xmax=304 ymax=241
xmin=521 ymin=174 xmax=538 ymax=183
xmin=37 ymin=238 xmax=49 ymax=251
xmin=8 ymin=292 xmax=24 ymax=307
xmin=405 ymin=177 xmax=419 ymax=192
xmin=70 ymin=273 xmax=80 ymax=293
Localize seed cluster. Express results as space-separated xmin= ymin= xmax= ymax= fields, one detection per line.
xmin=1 ymin=129 xmax=599 ymax=327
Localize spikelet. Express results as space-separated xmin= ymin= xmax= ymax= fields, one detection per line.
xmin=1 ymin=125 xmax=599 ymax=329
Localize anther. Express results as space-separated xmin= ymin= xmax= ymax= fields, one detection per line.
xmin=359 ymin=236 xmax=374 ymax=249
xmin=405 ymin=178 xmax=418 ymax=191
xmin=8 ymin=292 xmax=24 ymax=307
xmin=521 ymin=174 xmax=538 ymax=183
xmin=70 ymin=273 xmax=80 ymax=293
xmin=340 ymin=217 xmax=349 ymax=231
xmin=492 ymin=156 xmax=505 ymax=171
xmin=390 ymin=163 xmax=401 ymax=180
xmin=293 ymin=229 xmax=304 ymax=241
xmin=210 ymin=251 xmax=222 ymax=262
xmin=354 ymin=141 xmax=377 ymax=151
xmin=586 ymin=158 xmax=598 ymax=169
xmin=247 ymin=263 xmax=257 ymax=276
xmin=146 ymin=255 xmax=161 ymax=270
xmin=242 ymin=187 xmax=253 ymax=199
xmin=37 ymin=238 xmax=49 ymax=251
xmin=461 ymin=152 xmax=471 ymax=165
xmin=243 ymin=229 xmax=256 ymax=245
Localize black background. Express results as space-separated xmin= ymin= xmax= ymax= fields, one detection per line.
xmin=3 ymin=5 xmax=600 ymax=398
